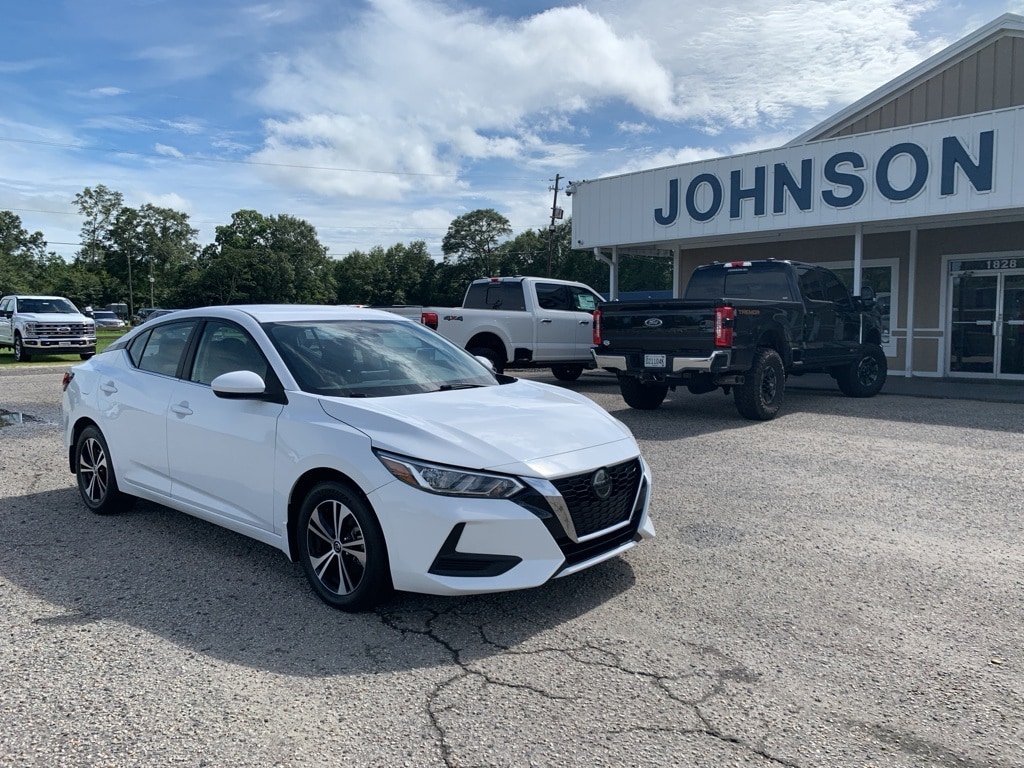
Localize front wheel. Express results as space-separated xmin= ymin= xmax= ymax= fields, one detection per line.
xmin=297 ymin=481 xmax=392 ymax=612
xmin=837 ymin=344 xmax=887 ymax=397
xmin=551 ymin=365 xmax=583 ymax=381
xmin=13 ymin=334 xmax=31 ymax=362
xmin=75 ymin=425 xmax=135 ymax=514
xmin=619 ymin=376 xmax=669 ymax=410
xmin=733 ymin=348 xmax=785 ymax=421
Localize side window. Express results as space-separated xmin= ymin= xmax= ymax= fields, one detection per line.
xmin=535 ymin=283 xmax=571 ymax=311
xmin=570 ymin=287 xmax=600 ymax=312
xmin=0 ymin=297 xmax=11 ymax=316
xmin=138 ymin=321 xmax=196 ymax=377
xmin=819 ymin=271 xmax=852 ymax=307
xmin=797 ymin=269 xmax=826 ymax=301
xmin=127 ymin=330 xmax=152 ymax=368
xmin=190 ymin=321 xmax=268 ymax=386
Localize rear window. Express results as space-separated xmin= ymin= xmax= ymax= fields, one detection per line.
xmin=684 ymin=265 xmax=794 ymax=301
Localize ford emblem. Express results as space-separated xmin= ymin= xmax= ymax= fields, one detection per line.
xmin=591 ymin=468 xmax=613 ymax=500
xmin=644 ymin=318 xmax=663 ymax=328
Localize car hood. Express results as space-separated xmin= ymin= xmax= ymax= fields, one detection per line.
xmin=17 ymin=312 xmax=91 ymax=323
xmin=317 ymin=379 xmax=637 ymax=478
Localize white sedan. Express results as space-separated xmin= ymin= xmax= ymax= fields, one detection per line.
xmin=61 ymin=305 xmax=654 ymax=611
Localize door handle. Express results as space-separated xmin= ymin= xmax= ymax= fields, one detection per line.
xmin=578 ymin=320 xmax=590 ymax=325
xmin=100 ymin=382 xmax=117 ymax=395
xmin=540 ymin=318 xmax=553 ymax=324
xmin=170 ymin=402 xmax=193 ymax=417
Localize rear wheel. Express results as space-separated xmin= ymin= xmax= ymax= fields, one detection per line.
xmin=551 ymin=365 xmax=583 ymax=381
xmin=837 ymin=344 xmax=887 ymax=397
xmin=619 ymin=376 xmax=669 ymax=410
xmin=75 ymin=425 xmax=134 ymax=514
xmin=13 ymin=334 xmax=31 ymax=362
xmin=297 ymin=481 xmax=392 ymax=612
xmin=734 ymin=348 xmax=785 ymax=421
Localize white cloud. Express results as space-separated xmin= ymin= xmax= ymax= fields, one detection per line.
xmin=155 ymin=143 xmax=184 ymax=158
xmin=87 ymin=86 xmax=127 ymax=98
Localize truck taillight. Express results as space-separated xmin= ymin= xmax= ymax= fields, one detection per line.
xmin=715 ymin=306 xmax=734 ymax=347
xmin=592 ymin=309 xmax=602 ymax=345
xmin=421 ymin=311 xmax=438 ymax=330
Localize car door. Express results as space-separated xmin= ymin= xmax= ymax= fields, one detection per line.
xmin=533 ymin=282 xmax=584 ymax=360
xmin=0 ymin=297 xmax=13 ymax=345
xmin=818 ymin=268 xmax=861 ymax=357
xmin=567 ymin=285 xmax=602 ymax=354
xmin=166 ymin=320 xmax=283 ymax=533
xmin=796 ymin=267 xmax=837 ymax=363
xmin=97 ymin=319 xmax=198 ymax=497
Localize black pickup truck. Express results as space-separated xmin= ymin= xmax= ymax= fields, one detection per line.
xmin=592 ymin=259 xmax=887 ymax=420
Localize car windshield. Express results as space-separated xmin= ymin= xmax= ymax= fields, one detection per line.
xmin=94 ymin=311 xmax=116 ymax=319
xmin=19 ymin=298 xmax=79 ymax=314
xmin=264 ymin=318 xmax=498 ymax=397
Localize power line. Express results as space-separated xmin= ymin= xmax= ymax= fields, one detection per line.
xmin=0 ymin=135 xmax=547 ymax=182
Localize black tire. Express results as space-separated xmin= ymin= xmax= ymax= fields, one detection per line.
xmin=74 ymin=425 xmax=135 ymax=514
xmin=551 ymin=365 xmax=583 ymax=381
xmin=837 ymin=344 xmax=887 ymax=397
xmin=297 ymin=481 xmax=392 ymax=612
xmin=469 ymin=346 xmax=505 ymax=374
xmin=733 ymin=348 xmax=785 ymax=421
xmin=619 ymin=376 xmax=669 ymax=410
xmin=80 ymin=352 xmax=94 ymax=360
xmin=13 ymin=334 xmax=31 ymax=363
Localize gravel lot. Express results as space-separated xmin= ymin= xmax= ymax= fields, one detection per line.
xmin=1 ymin=364 xmax=1022 ymax=767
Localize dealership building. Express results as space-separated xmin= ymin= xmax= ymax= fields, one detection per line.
xmin=571 ymin=13 xmax=1024 ymax=384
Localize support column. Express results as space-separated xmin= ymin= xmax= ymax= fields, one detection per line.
xmin=593 ymin=247 xmax=620 ymax=300
xmin=853 ymin=223 xmax=863 ymax=294
xmin=672 ymin=246 xmax=683 ymax=298
xmin=905 ymin=227 xmax=917 ymax=378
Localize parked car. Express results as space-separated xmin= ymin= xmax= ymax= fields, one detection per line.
xmin=132 ymin=307 xmax=163 ymax=324
xmin=140 ymin=308 xmax=178 ymax=323
xmin=0 ymin=294 xmax=96 ymax=361
xmin=61 ymin=305 xmax=654 ymax=611
xmin=593 ymin=259 xmax=886 ymax=420
xmin=379 ymin=276 xmax=604 ymax=379
xmin=92 ymin=310 xmax=126 ymax=329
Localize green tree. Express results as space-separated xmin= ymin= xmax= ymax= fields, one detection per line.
xmin=441 ymin=209 xmax=512 ymax=277
xmin=0 ymin=211 xmax=48 ymax=293
xmin=194 ymin=210 xmax=335 ymax=306
xmin=73 ymin=185 xmax=124 ymax=268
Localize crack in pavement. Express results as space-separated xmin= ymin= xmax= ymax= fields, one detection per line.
xmin=376 ymin=603 xmax=799 ymax=767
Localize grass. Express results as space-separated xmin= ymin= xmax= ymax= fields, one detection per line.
xmin=0 ymin=329 xmax=128 ymax=367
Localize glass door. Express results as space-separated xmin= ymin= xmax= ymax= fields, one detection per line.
xmin=949 ymin=274 xmax=997 ymax=375
xmin=1000 ymin=274 xmax=1024 ymax=377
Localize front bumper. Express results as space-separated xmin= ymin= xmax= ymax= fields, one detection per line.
xmin=23 ymin=337 xmax=96 ymax=354
xmin=368 ymin=457 xmax=655 ymax=596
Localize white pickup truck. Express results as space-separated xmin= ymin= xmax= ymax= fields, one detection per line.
xmin=383 ymin=276 xmax=604 ymax=380
xmin=0 ymin=294 xmax=97 ymax=362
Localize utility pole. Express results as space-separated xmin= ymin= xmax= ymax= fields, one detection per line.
xmin=546 ymin=174 xmax=563 ymax=277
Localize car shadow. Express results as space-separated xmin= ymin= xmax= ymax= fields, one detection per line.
xmin=1 ymin=487 xmax=636 ymax=677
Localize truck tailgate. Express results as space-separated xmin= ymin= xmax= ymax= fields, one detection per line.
xmin=598 ymin=300 xmax=719 ymax=354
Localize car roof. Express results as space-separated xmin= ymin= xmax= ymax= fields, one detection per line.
xmin=150 ymin=304 xmax=410 ymax=324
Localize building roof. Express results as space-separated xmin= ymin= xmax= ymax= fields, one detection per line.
xmin=788 ymin=13 xmax=1024 ymax=145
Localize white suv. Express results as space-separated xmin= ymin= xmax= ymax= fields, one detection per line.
xmin=0 ymin=294 xmax=97 ymax=362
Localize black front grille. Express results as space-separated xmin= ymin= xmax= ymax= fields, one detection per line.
xmin=551 ymin=458 xmax=641 ymax=539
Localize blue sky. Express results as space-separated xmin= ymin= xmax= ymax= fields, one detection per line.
xmin=2 ymin=0 xmax=1021 ymax=261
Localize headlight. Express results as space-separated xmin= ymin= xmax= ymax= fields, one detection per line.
xmin=376 ymin=451 xmax=523 ymax=498
xmin=24 ymin=322 xmax=37 ymax=335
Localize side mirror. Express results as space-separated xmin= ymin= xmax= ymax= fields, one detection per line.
xmin=474 ymin=355 xmax=496 ymax=373
xmin=212 ymin=370 xmax=268 ymax=399
xmin=856 ymin=285 xmax=876 ymax=309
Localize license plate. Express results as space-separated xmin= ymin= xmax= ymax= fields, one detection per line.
xmin=644 ymin=354 xmax=666 ymax=368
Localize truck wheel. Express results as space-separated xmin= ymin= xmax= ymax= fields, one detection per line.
xmin=836 ymin=344 xmax=887 ymax=397
xmin=619 ymin=376 xmax=668 ymax=410
xmin=13 ymin=334 xmax=31 ymax=362
xmin=469 ymin=346 xmax=505 ymax=374
xmin=734 ymin=348 xmax=785 ymax=421
xmin=551 ymin=365 xmax=583 ymax=381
